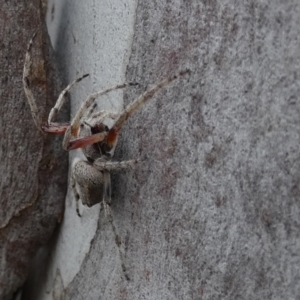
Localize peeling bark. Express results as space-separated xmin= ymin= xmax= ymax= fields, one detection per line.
xmin=0 ymin=1 xmax=68 ymax=299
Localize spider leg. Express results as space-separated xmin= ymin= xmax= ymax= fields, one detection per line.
xmin=63 ymin=70 xmax=189 ymax=151
xmin=87 ymin=103 xmax=97 ymax=117
xmin=70 ymin=171 xmax=82 ymax=217
xmin=88 ymin=111 xmax=120 ymax=122
xmin=23 ymin=33 xmax=89 ymax=135
xmin=42 ymin=122 xmax=70 ymax=134
xmin=103 ymin=171 xmax=111 ymax=203
xmin=100 ymin=70 xmax=190 ymax=151
xmin=94 ymin=159 xmax=138 ymax=218
xmin=72 ymin=82 xmax=138 ymax=132
xmin=62 ymin=116 xmax=123 ymax=151
xmin=67 ymin=132 xmax=107 ymax=150
xmin=62 ymin=82 xmax=138 ymax=150
xmin=48 ymin=73 xmax=89 ymax=124
xmin=23 ymin=32 xmax=43 ymax=132
xmin=113 ymin=69 xmax=190 ymax=132
xmin=102 ymin=171 xmax=112 ymax=218
xmin=93 ymin=159 xmax=140 ymax=171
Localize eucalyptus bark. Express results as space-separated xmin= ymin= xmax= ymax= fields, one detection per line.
xmin=0 ymin=1 xmax=68 ymax=299
xmin=22 ymin=1 xmax=300 ymax=299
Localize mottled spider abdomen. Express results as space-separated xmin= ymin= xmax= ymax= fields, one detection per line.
xmin=72 ymin=159 xmax=111 ymax=208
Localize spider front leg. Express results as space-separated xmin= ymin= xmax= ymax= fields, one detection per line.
xmin=63 ymin=70 xmax=190 ymax=151
xmin=39 ymin=73 xmax=89 ymax=134
xmin=23 ymin=32 xmax=42 ymax=132
xmin=23 ymin=32 xmax=89 ymax=135
xmin=113 ymin=69 xmax=190 ymax=132
xmin=62 ymin=83 xmax=138 ymax=151
xmin=41 ymin=73 xmax=90 ymax=134
xmin=47 ymin=74 xmax=89 ymax=125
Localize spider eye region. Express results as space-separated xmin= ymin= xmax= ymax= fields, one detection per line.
xmin=91 ymin=123 xmax=109 ymax=134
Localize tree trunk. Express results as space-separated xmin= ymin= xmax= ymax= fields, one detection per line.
xmin=0 ymin=1 xmax=68 ymax=299
xmin=23 ymin=0 xmax=300 ymax=299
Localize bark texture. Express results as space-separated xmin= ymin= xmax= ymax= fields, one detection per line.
xmin=0 ymin=1 xmax=68 ymax=299
xmin=23 ymin=0 xmax=300 ymax=299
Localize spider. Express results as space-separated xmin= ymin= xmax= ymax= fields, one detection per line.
xmin=23 ymin=33 xmax=189 ymax=216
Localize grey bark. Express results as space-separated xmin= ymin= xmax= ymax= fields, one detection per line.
xmin=0 ymin=1 xmax=68 ymax=299
xmin=24 ymin=1 xmax=300 ymax=299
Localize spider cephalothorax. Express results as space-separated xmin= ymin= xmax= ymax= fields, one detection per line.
xmin=23 ymin=33 xmax=189 ymax=216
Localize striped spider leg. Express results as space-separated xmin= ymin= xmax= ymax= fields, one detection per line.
xmin=23 ymin=32 xmax=89 ymax=138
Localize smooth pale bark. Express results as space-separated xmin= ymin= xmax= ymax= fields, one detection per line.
xmin=0 ymin=1 xmax=68 ymax=299
xmin=24 ymin=1 xmax=300 ymax=299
